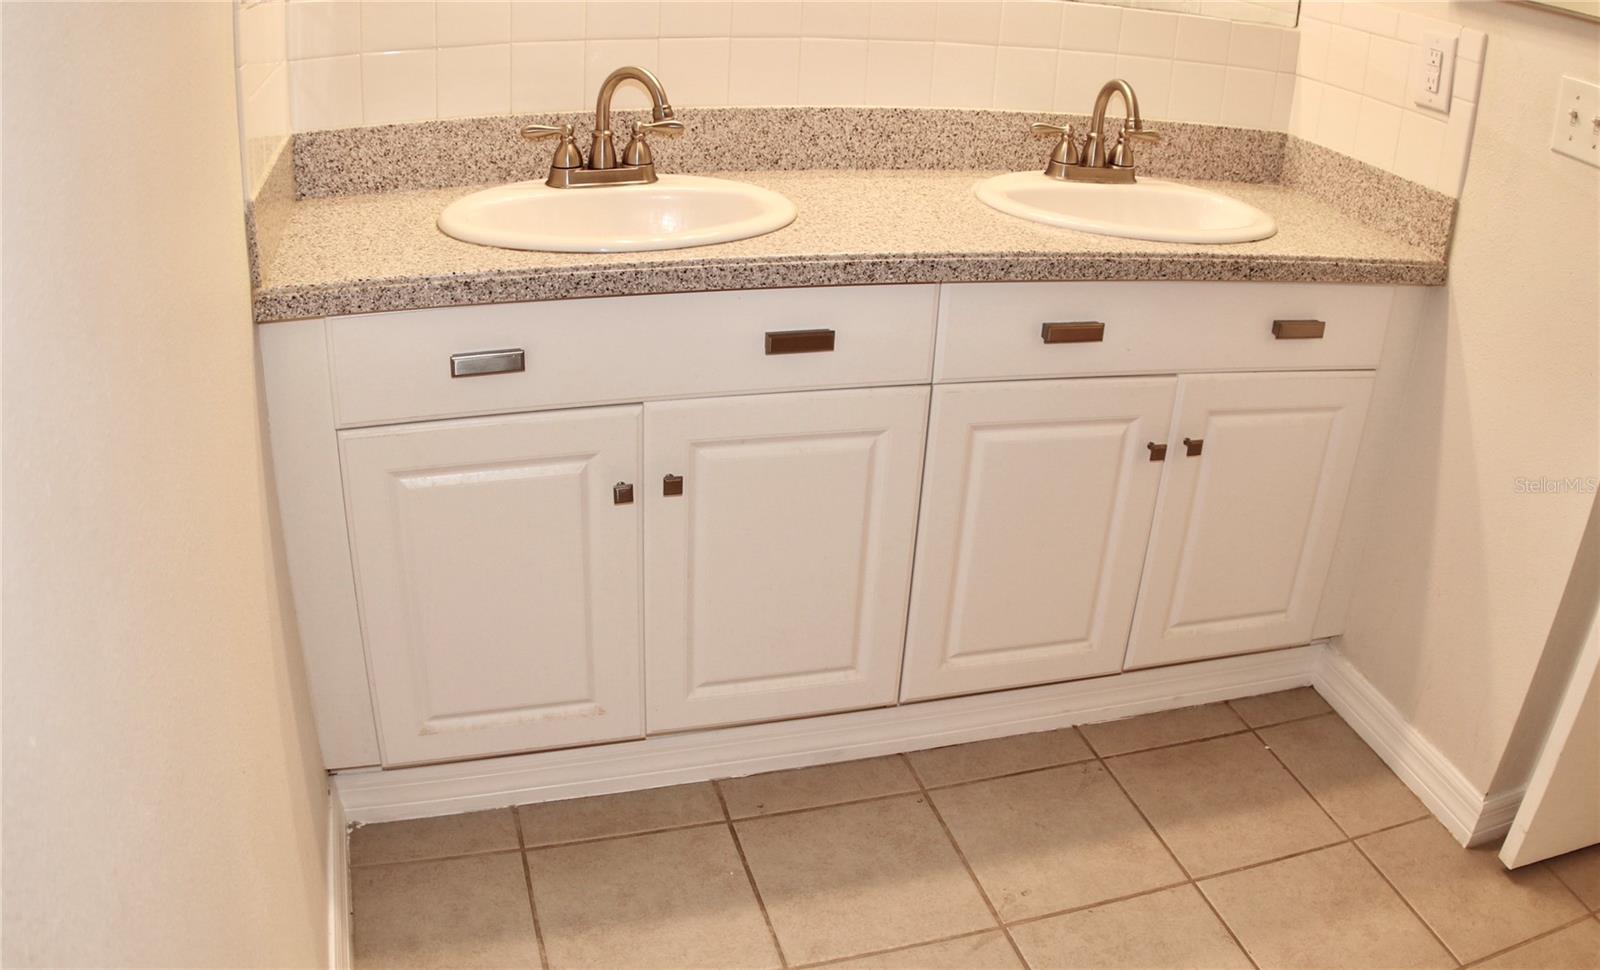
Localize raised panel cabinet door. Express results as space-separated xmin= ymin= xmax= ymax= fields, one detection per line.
xmin=901 ymin=377 xmax=1177 ymax=702
xmin=644 ymin=387 xmax=930 ymax=732
xmin=340 ymin=406 xmax=642 ymax=766
xmin=1124 ymin=372 xmax=1375 ymax=669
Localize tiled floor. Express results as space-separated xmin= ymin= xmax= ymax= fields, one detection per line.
xmin=349 ymin=688 xmax=1600 ymax=969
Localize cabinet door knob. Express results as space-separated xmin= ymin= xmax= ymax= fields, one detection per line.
xmin=1147 ymin=442 xmax=1167 ymax=461
xmin=613 ymin=482 xmax=635 ymax=505
xmin=1183 ymin=437 xmax=1204 ymax=457
xmin=663 ymin=474 xmax=684 ymax=496
xmin=1040 ymin=321 xmax=1105 ymax=344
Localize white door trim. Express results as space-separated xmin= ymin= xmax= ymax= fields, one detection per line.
xmin=326 ymin=790 xmax=351 ymax=970
xmin=333 ymin=645 xmax=1319 ymax=823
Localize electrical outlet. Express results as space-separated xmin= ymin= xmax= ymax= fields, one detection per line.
xmin=1551 ymin=75 xmax=1600 ymax=169
xmin=1410 ymin=29 xmax=1458 ymax=113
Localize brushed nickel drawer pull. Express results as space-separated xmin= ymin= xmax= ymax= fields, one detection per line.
xmin=1041 ymin=321 xmax=1105 ymax=344
xmin=613 ymin=482 xmax=634 ymax=505
xmin=1183 ymin=437 xmax=1204 ymax=457
xmin=1272 ymin=319 xmax=1326 ymax=340
xmin=765 ymin=329 xmax=835 ymax=355
xmin=1148 ymin=442 xmax=1167 ymax=461
xmin=663 ymin=474 xmax=684 ymax=497
xmin=450 ymin=348 xmax=526 ymax=378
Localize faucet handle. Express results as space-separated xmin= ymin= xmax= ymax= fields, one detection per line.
xmin=1108 ymin=124 xmax=1160 ymax=169
xmin=637 ymin=118 xmax=686 ymax=135
xmin=521 ymin=122 xmax=574 ymax=140
xmin=1031 ymin=122 xmax=1081 ymax=173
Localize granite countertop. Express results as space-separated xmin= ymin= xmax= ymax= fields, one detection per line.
xmin=253 ymin=169 xmax=1447 ymax=323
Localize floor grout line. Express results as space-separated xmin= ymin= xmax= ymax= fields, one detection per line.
xmin=1091 ymin=749 xmax=1262 ymax=970
xmin=902 ymin=753 xmax=1035 ymax=970
xmin=351 ymin=694 xmax=1578 ymax=970
xmin=1348 ymin=836 xmax=1463 ymax=967
xmin=713 ymin=779 xmax=791 ymax=970
xmin=790 ymin=928 xmax=1003 ymax=970
xmin=1455 ymin=906 xmax=1597 ymax=966
xmin=509 ymin=808 xmax=552 ymax=970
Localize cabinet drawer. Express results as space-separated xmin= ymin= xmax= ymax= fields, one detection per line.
xmin=936 ymin=282 xmax=1393 ymax=382
xmin=328 ymin=284 xmax=938 ymax=427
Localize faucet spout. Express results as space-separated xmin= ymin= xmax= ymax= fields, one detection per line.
xmin=591 ymin=66 xmax=675 ymax=169
xmin=1086 ymin=79 xmax=1141 ymax=168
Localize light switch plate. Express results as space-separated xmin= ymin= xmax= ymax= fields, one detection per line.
xmin=1551 ymin=75 xmax=1600 ymax=169
xmin=1411 ymin=29 xmax=1458 ymax=113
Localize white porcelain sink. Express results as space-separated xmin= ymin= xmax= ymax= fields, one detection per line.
xmin=975 ymin=172 xmax=1276 ymax=244
xmin=438 ymin=174 xmax=796 ymax=253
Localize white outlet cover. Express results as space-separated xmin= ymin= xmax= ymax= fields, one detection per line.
xmin=1551 ymin=75 xmax=1600 ymax=169
xmin=1411 ymin=29 xmax=1458 ymax=113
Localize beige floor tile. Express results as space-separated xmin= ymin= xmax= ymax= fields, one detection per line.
xmin=352 ymin=852 xmax=539 ymax=969
xmin=528 ymin=823 xmax=779 ymax=970
xmin=1106 ymin=732 xmax=1343 ymax=877
xmin=1357 ymin=818 xmax=1588 ymax=962
xmin=825 ymin=931 xmax=1022 ymax=969
xmin=734 ymin=794 xmax=994 ymax=964
xmin=1011 ymin=885 xmax=1252 ymax=970
xmin=1476 ymin=918 xmax=1600 ymax=969
xmin=1258 ymin=713 xmax=1427 ymax=836
xmin=517 ymin=781 xmax=723 ymax=847
xmin=349 ymin=808 xmax=519 ymax=866
xmin=1550 ymin=844 xmax=1600 ymax=911
xmin=1199 ymin=843 xmax=1454 ymax=969
xmin=930 ymin=762 xmax=1186 ymax=920
xmin=1227 ymin=687 xmax=1332 ymax=728
xmin=1080 ymin=703 xmax=1247 ymax=757
xmin=719 ymin=755 xmax=919 ymax=818
xmin=906 ymin=728 xmax=1094 ymax=788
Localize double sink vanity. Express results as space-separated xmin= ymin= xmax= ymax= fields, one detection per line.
xmin=253 ymin=68 xmax=1452 ymax=802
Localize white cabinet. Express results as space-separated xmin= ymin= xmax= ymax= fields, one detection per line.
xmin=643 ymin=387 xmax=930 ymax=732
xmin=340 ymin=406 xmax=643 ymax=765
xmin=1124 ymin=372 xmax=1374 ymax=669
xmin=901 ymin=378 xmax=1176 ymax=702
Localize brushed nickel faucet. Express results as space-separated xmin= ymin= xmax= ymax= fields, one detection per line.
xmin=520 ymin=66 xmax=684 ymax=188
xmin=1030 ymin=79 xmax=1161 ymax=184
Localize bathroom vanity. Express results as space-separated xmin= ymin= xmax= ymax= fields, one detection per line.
xmin=252 ymin=102 xmax=1453 ymax=814
xmin=262 ymin=277 xmax=1403 ymax=774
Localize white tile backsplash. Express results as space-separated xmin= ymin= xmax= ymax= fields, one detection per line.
xmin=798 ymin=37 xmax=868 ymax=103
xmin=361 ymin=49 xmax=437 ymax=122
xmin=729 ymin=36 xmax=801 ymax=104
xmin=274 ymin=0 xmax=1483 ymax=205
xmin=437 ymin=1 xmax=511 ymax=46
xmin=992 ymin=44 xmax=1057 ymax=110
xmin=361 ymin=1 xmax=436 ymax=51
xmin=935 ymin=1 xmax=1002 ymax=45
xmin=931 ymin=41 xmax=998 ymax=108
xmin=437 ymin=42 xmax=511 ymax=116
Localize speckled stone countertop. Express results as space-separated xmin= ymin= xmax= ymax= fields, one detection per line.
xmin=254 ymin=168 xmax=1445 ymax=322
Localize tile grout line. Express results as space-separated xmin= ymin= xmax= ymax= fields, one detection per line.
xmin=1456 ymin=910 xmax=1599 ymax=967
xmin=901 ymin=753 xmax=1036 ymax=970
xmin=1543 ymin=858 xmax=1598 ymax=917
xmin=790 ymin=928 xmax=1003 ymax=970
xmin=509 ymin=808 xmax=553 ymax=970
xmin=1247 ymin=722 xmax=1463 ymax=967
xmin=1090 ymin=743 xmax=1263 ymax=970
xmin=712 ymin=779 xmax=791 ymax=970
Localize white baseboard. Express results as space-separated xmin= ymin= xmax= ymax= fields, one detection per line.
xmin=1312 ymin=647 xmax=1523 ymax=846
xmin=326 ymin=790 xmax=352 ymax=970
xmin=334 ymin=645 xmax=1317 ymax=823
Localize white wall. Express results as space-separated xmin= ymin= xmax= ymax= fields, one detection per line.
xmin=1 ymin=3 xmax=330 ymax=966
xmin=284 ymin=0 xmax=1298 ymax=130
xmin=1336 ymin=0 xmax=1600 ymax=797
